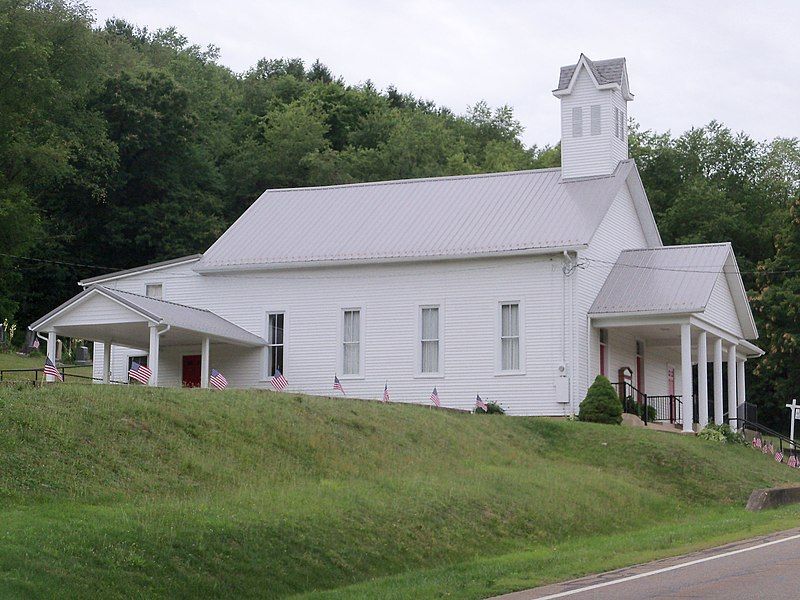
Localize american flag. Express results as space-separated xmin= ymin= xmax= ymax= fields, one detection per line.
xmin=209 ymin=368 xmax=228 ymax=390
xmin=789 ymin=455 xmax=798 ymax=468
xmin=382 ymin=382 xmax=390 ymax=403
xmin=430 ymin=387 xmax=440 ymax=407
xmin=271 ymin=368 xmax=288 ymax=391
xmin=768 ymin=442 xmax=775 ymax=455
xmin=333 ymin=375 xmax=345 ymax=395
xmin=128 ymin=361 xmax=152 ymax=385
xmin=44 ymin=357 xmax=63 ymax=382
xmin=476 ymin=394 xmax=488 ymax=412
xmin=32 ymin=338 xmax=40 ymax=349
xmin=753 ymin=437 xmax=762 ymax=449
xmin=775 ymin=451 xmax=784 ymax=463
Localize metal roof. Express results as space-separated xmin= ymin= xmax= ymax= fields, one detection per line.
xmin=195 ymin=162 xmax=636 ymax=273
xmin=30 ymin=285 xmax=266 ymax=346
xmin=556 ymin=55 xmax=627 ymax=91
xmin=589 ymin=244 xmax=734 ymax=315
xmin=79 ymin=254 xmax=202 ymax=286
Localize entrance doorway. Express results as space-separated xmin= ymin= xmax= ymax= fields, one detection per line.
xmin=182 ymin=354 xmax=201 ymax=387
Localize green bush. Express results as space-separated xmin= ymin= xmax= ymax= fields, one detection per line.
xmin=579 ymin=375 xmax=623 ymax=425
xmin=637 ymin=403 xmax=658 ymax=423
xmin=698 ymin=423 xmax=747 ymax=445
xmin=475 ymin=402 xmax=505 ymax=415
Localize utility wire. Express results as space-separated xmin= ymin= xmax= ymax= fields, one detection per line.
xmin=0 ymin=252 xmax=121 ymax=272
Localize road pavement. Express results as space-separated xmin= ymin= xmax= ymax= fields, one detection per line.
xmin=491 ymin=528 xmax=800 ymax=600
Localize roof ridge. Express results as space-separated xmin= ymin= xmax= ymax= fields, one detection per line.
xmin=260 ymin=166 xmax=564 ymax=194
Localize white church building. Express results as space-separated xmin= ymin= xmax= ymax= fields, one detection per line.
xmin=30 ymin=55 xmax=763 ymax=429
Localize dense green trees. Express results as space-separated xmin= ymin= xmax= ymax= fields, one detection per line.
xmin=1 ymin=1 xmax=798 ymax=430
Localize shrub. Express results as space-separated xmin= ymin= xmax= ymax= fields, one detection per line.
xmin=475 ymin=402 xmax=505 ymax=415
xmin=698 ymin=423 xmax=747 ymax=445
xmin=579 ymin=375 xmax=623 ymax=425
xmin=637 ymin=403 xmax=658 ymax=423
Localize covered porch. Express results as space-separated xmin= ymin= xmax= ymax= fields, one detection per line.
xmin=592 ymin=314 xmax=763 ymax=431
xmin=29 ymin=285 xmax=266 ymax=387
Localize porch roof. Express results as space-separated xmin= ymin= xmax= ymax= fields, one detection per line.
xmin=589 ymin=243 xmax=758 ymax=339
xmin=29 ymin=285 xmax=266 ymax=349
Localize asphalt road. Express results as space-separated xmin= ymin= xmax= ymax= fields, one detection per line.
xmin=492 ymin=528 xmax=800 ymax=600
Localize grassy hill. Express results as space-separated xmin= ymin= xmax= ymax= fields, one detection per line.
xmin=0 ymin=383 xmax=798 ymax=599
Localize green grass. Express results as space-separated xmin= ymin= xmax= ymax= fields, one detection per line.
xmin=0 ymin=351 xmax=93 ymax=383
xmin=0 ymin=384 xmax=798 ymax=599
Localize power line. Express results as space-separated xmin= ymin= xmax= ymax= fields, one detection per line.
xmin=0 ymin=252 xmax=120 ymax=272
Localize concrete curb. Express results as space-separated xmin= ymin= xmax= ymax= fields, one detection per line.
xmin=746 ymin=485 xmax=800 ymax=511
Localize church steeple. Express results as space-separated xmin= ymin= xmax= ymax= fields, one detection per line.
xmin=553 ymin=54 xmax=633 ymax=180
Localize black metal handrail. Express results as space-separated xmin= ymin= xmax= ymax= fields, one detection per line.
xmin=0 ymin=366 xmax=128 ymax=386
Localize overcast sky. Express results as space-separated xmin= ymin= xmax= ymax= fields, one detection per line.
xmin=89 ymin=0 xmax=799 ymax=147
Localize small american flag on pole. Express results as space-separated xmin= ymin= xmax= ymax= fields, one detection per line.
xmin=209 ymin=368 xmax=228 ymax=390
xmin=44 ymin=357 xmax=63 ymax=382
xmin=753 ymin=437 xmax=762 ymax=449
xmin=775 ymin=451 xmax=784 ymax=463
xmin=271 ymin=368 xmax=288 ymax=391
xmin=382 ymin=382 xmax=390 ymax=403
xmin=476 ymin=394 xmax=488 ymax=412
xmin=32 ymin=338 xmax=40 ymax=349
xmin=128 ymin=361 xmax=152 ymax=385
xmin=430 ymin=387 xmax=440 ymax=407
xmin=333 ymin=375 xmax=345 ymax=395
xmin=789 ymin=455 xmax=799 ymax=468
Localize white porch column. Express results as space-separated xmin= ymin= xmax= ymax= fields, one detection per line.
xmin=680 ymin=323 xmax=694 ymax=433
xmin=148 ymin=324 xmax=160 ymax=387
xmin=200 ymin=337 xmax=210 ymax=389
xmin=697 ymin=331 xmax=708 ymax=428
xmin=46 ymin=331 xmax=57 ymax=382
xmin=727 ymin=344 xmax=737 ymax=428
xmin=737 ymin=358 xmax=746 ymax=413
xmin=102 ymin=341 xmax=111 ymax=384
xmin=713 ymin=337 xmax=724 ymax=425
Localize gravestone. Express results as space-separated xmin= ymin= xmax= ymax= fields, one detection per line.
xmin=55 ymin=339 xmax=63 ymax=361
xmin=75 ymin=345 xmax=91 ymax=365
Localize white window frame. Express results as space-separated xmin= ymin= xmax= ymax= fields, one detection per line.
xmin=338 ymin=306 xmax=364 ymax=379
xmin=415 ymin=302 xmax=444 ymax=378
xmin=262 ymin=310 xmax=286 ymax=381
xmin=495 ymin=300 xmax=525 ymax=375
xmin=144 ymin=282 xmax=164 ymax=300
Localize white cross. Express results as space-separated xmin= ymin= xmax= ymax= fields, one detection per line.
xmin=787 ymin=399 xmax=800 ymax=444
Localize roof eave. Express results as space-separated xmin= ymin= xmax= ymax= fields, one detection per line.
xmin=193 ymin=245 xmax=589 ymax=274
xmin=78 ymin=254 xmax=203 ymax=286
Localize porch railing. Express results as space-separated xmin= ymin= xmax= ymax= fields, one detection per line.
xmin=611 ymin=381 xmax=700 ymax=426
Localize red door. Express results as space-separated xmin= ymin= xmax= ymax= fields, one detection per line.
xmin=182 ymin=355 xmax=201 ymax=387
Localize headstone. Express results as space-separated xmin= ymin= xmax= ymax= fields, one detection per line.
xmin=75 ymin=345 xmax=91 ymax=365
xmin=24 ymin=330 xmax=36 ymax=351
xmin=55 ymin=339 xmax=63 ymax=361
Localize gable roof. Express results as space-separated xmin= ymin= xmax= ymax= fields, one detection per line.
xmin=195 ymin=161 xmax=648 ymax=273
xmin=78 ymin=254 xmax=202 ymax=286
xmin=30 ymin=285 xmax=266 ymax=346
xmin=554 ymin=54 xmax=633 ymax=100
xmin=589 ymin=243 xmax=758 ymax=339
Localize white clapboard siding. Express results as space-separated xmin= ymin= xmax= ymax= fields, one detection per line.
xmin=57 ymin=294 xmax=145 ymax=326
xmin=576 ymin=182 xmax=652 ymax=401
xmin=702 ymin=272 xmax=744 ymax=338
xmin=97 ymin=255 xmax=572 ymax=416
xmin=605 ymin=327 xmax=680 ymax=400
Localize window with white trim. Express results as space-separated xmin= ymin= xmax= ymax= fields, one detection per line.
xmin=342 ymin=309 xmax=361 ymax=376
xmin=145 ymin=283 xmax=163 ymax=299
xmin=500 ymin=303 xmax=520 ymax=371
xmin=572 ymin=106 xmax=583 ymax=137
xmin=267 ymin=312 xmax=284 ymax=377
xmin=590 ymin=105 xmax=601 ymax=136
xmin=420 ymin=306 xmax=440 ymax=374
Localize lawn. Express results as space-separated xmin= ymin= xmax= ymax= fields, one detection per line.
xmin=0 ymin=351 xmax=93 ymax=383
xmin=0 ymin=384 xmax=797 ymax=599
